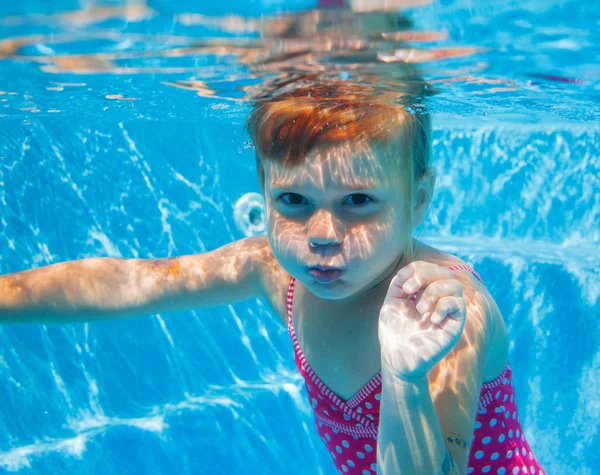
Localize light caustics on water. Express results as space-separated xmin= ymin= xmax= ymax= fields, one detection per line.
xmin=0 ymin=1 xmax=597 ymax=122
xmin=0 ymin=2 xmax=598 ymax=475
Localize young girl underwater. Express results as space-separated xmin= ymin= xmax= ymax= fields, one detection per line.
xmin=0 ymin=82 xmax=545 ymax=475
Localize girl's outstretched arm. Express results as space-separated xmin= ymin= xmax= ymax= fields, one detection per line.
xmin=0 ymin=236 xmax=271 ymax=325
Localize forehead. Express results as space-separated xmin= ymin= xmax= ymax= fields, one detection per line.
xmin=264 ymin=143 xmax=399 ymax=190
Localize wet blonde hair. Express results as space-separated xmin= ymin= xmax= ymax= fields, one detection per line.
xmin=245 ymin=81 xmax=431 ymax=260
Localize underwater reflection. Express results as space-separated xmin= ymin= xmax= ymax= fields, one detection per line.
xmin=0 ymin=0 xmax=500 ymax=103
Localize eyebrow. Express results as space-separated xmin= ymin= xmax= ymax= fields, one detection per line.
xmin=269 ymin=181 xmax=383 ymax=191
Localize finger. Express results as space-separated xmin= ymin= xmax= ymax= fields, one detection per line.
xmin=387 ymin=276 xmax=430 ymax=305
xmin=398 ymin=262 xmax=454 ymax=295
xmin=387 ymin=274 xmax=411 ymax=299
xmin=415 ymin=279 xmax=462 ymax=315
xmin=393 ymin=263 xmax=421 ymax=293
xmin=430 ymin=296 xmax=465 ymax=325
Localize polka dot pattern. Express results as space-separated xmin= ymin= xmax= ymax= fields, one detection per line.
xmin=287 ymin=268 xmax=545 ymax=475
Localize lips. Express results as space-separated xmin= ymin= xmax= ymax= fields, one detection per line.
xmin=309 ymin=266 xmax=343 ymax=271
xmin=308 ymin=267 xmax=344 ymax=283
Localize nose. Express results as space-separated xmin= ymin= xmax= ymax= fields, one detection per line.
xmin=307 ymin=210 xmax=344 ymax=248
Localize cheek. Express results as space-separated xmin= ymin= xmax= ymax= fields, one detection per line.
xmin=346 ymin=224 xmax=395 ymax=261
xmin=348 ymin=210 xmax=400 ymax=244
xmin=267 ymin=210 xmax=297 ymax=239
xmin=266 ymin=213 xmax=304 ymax=257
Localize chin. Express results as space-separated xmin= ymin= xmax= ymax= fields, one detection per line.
xmin=308 ymin=287 xmax=350 ymax=300
xmin=306 ymin=277 xmax=368 ymax=301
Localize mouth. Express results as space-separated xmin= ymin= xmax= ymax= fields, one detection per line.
xmin=307 ymin=266 xmax=344 ymax=283
xmin=308 ymin=266 xmax=343 ymax=271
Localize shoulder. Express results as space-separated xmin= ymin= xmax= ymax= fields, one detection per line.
xmin=250 ymin=235 xmax=293 ymax=326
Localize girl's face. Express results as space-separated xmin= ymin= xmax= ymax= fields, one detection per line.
xmin=263 ymin=143 xmax=415 ymax=302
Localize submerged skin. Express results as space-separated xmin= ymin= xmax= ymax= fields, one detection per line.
xmin=152 ymin=258 xmax=182 ymax=285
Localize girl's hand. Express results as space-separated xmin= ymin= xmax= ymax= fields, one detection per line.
xmin=378 ymin=261 xmax=467 ymax=382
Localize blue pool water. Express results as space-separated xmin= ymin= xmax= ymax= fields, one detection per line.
xmin=0 ymin=1 xmax=598 ymax=474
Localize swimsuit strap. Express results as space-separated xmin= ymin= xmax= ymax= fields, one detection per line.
xmin=447 ymin=265 xmax=484 ymax=284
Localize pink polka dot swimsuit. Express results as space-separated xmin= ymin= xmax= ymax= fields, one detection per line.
xmin=287 ymin=266 xmax=545 ymax=475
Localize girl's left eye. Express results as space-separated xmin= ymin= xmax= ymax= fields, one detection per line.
xmin=276 ymin=193 xmax=375 ymax=207
xmin=345 ymin=194 xmax=374 ymax=206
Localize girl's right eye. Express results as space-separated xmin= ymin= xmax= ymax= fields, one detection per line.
xmin=277 ymin=193 xmax=306 ymax=206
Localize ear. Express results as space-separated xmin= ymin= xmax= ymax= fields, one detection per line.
xmin=412 ymin=167 xmax=436 ymax=227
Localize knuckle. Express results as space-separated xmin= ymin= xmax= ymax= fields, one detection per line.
xmin=454 ymin=280 xmax=463 ymax=295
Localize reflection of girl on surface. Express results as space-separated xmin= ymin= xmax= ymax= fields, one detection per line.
xmin=0 ymin=79 xmax=545 ymax=475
